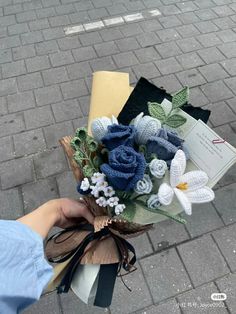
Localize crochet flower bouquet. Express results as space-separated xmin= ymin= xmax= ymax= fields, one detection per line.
xmin=46 ymin=72 xmax=236 ymax=308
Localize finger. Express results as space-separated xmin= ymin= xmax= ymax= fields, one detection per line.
xmin=76 ymin=200 xmax=94 ymax=224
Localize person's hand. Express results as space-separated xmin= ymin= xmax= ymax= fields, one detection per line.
xmin=51 ymin=198 xmax=94 ymax=228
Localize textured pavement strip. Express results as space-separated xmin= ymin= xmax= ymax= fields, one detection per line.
xmin=0 ymin=0 xmax=236 ymax=313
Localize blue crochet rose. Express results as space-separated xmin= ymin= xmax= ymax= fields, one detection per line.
xmin=100 ymin=145 xmax=146 ymax=191
xmin=102 ymin=124 xmax=136 ymax=151
xmin=146 ymin=128 xmax=188 ymax=165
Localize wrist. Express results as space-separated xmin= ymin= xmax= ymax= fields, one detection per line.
xmin=39 ymin=199 xmax=62 ymax=226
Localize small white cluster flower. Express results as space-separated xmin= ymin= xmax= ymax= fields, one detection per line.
xmin=115 ymin=204 xmax=126 ymax=215
xmin=107 ymin=196 xmax=119 ymax=207
xmin=103 ymin=186 xmax=115 ymax=197
xmin=96 ymin=196 xmax=107 ymax=207
xmin=91 ymin=172 xmax=106 ymax=184
xmin=80 ymin=177 xmax=90 ymax=191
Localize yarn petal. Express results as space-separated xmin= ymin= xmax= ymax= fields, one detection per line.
xmin=158 ymin=183 xmax=174 ymax=205
xmin=170 ymin=150 xmax=186 ymax=187
xmin=180 ymin=171 xmax=208 ymax=191
xmin=174 ymin=188 xmax=192 ymax=215
xmin=185 ymin=187 xmax=215 ymax=203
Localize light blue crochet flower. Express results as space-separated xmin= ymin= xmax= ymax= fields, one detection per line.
xmin=100 ymin=145 xmax=146 ymax=191
xmin=134 ymin=174 xmax=153 ymax=194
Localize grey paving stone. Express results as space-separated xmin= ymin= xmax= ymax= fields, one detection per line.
xmin=13 ymin=128 xmax=46 ymax=156
xmin=34 ymin=85 xmax=62 ymax=106
xmin=100 ymin=28 xmax=124 ymax=41
xmin=4 ymin=4 xmax=23 ymax=15
xmin=0 ymin=157 xmax=34 ymax=189
xmin=197 ymin=47 xmax=225 ymax=64
xmin=133 ymin=62 xmax=160 ymax=79
xmin=94 ymin=41 xmax=119 ymax=57
xmin=135 ymin=299 xmax=181 ymax=314
xmin=51 ymin=99 xmax=83 ymax=122
xmin=177 ymin=1 xmax=198 ymax=12
xmin=17 ymin=72 xmax=43 ymax=92
xmin=41 ymin=0 xmax=60 ymax=7
xmin=50 ymin=50 xmax=74 ymax=67
xmin=36 ymin=7 xmax=56 ymax=19
xmin=183 ymin=202 xmax=223 ymax=237
xmin=213 ymin=183 xmax=236 ymax=224
xmin=225 ymin=76 xmax=236 ymax=94
xmin=199 ymin=63 xmax=229 ymax=82
xmin=57 ymin=37 xmax=81 ymax=51
xmin=74 ymin=0 xmax=94 ymax=11
xmin=90 ymin=56 xmax=116 ymax=72
xmin=213 ymin=4 xmax=235 ymax=17
xmin=205 ymin=101 xmax=236 ymax=126
xmin=196 ymin=8 xmax=218 ymax=20
xmin=135 ymin=47 xmax=160 ymax=63
xmin=16 ymin=10 xmax=36 ymax=22
xmin=93 ymin=0 xmax=111 ymax=9
xmin=177 ymin=282 xmax=227 ymax=314
xmin=26 ymin=55 xmax=50 ymax=72
xmin=221 ymin=58 xmax=236 ymax=76
xmin=113 ymin=51 xmax=139 ymax=68
xmin=157 ymin=28 xmax=181 ymax=42
xmin=68 ymin=11 xmax=90 ymax=24
xmin=125 ymin=0 xmax=145 ymax=11
xmin=178 ymin=235 xmax=229 ymax=287
xmin=197 ymin=33 xmax=222 ymax=48
xmin=0 ymin=112 xmax=25 ymax=137
xmin=8 ymin=22 xmax=29 ymax=35
xmin=155 ymin=42 xmax=182 ymax=58
xmin=119 ymin=23 xmax=144 ymax=37
xmin=44 ymin=121 xmax=74 ymax=148
xmin=56 ymin=171 xmax=78 ymax=199
xmin=216 ymin=273 xmax=236 ymax=313
xmin=12 ymin=44 xmax=36 ymax=60
xmin=142 ymin=0 xmax=162 ymax=8
xmin=60 ymin=79 xmax=88 ymax=100
xmin=140 ymin=248 xmax=192 ymax=303
xmin=218 ymin=41 xmax=236 ymax=58
xmin=79 ymin=31 xmax=103 ymax=46
xmin=78 ymin=95 xmax=90 ymax=116
xmin=43 ymin=27 xmax=65 ymax=40
xmin=42 ymin=66 xmax=68 ymax=85
xmin=136 ymin=32 xmax=161 ymax=48
xmin=0 ymin=97 xmax=7 ymax=116
xmin=148 ymin=219 xmax=189 ymax=251
xmin=35 ymin=40 xmax=59 ymax=55
xmin=213 ymin=223 xmax=236 ymax=272
xmin=155 ymin=57 xmax=183 ymax=76
xmin=72 ymin=46 xmax=97 ymax=62
xmin=177 ymin=12 xmax=200 ymax=24
xmin=88 ymin=7 xmax=108 ymax=19
xmin=106 ymin=3 xmax=126 ymax=15
xmin=0 ymin=188 xmax=23 ymax=219
xmin=159 ymin=15 xmax=182 ymax=28
xmin=195 ymin=0 xmax=215 ymax=8
xmin=177 ymin=37 xmax=202 ymax=52
xmin=227 ymin=98 xmax=236 ymax=114
xmin=21 ymin=30 xmax=44 ymax=45
xmin=216 ymin=29 xmax=236 ymax=43
xmin=60 ymin=291 xmax=108 ymax=314
xmin=115 ymin=37 xmax=140 ymax=53
xmin=33 ymin=147 xmax=68 ymax=179
xmin=0 ymin=35 xmax=21 ymax=49
xmin=213 ymin=16 xmax=236 ymax=30
xmin=29 ymin=18 xmax=50 ymax=31
xmin=176 ymin=24 xmax=200 ymax=38
xmin=67 ymin=62 xmax=92 ymax=80
xmin=24 ymin=106 xmax=54 ymax=129
xmin=128 ymin=232 xmax=153 ymax=259
xmin=72 ymin=117 xmax=88 ymax=130
xmin=55 ymin=4 xmax=75 ymax=15
xmin=0 ymin=15 xmax=16 ymax=26
xmin=110 ymin=263 xmax=152 ymax=313
xmin=152 ymin=74 xmax=183 ymax=94
xmin=176 ymin=52 xmax=204 ymax=70
xmin=201 ymin=80 xmax=234 ymax=102
xmin=0 ymin=136 xmax=14 ymax=162
xmin=214 ymin=123 xmax=236 ymax=147
xmin=189 ymin=86 xmax=209 ymax=106
xmin=176 ymin=68 xmax=206 ymax=87
xmin=0 ymin=49 xmax=12 ymax=64
xmin=7 ymin=91 xmax=35 ymax=113
xmin=0 ymin=77 xmax=17 ymax=96
xmin=22 ymin=177 xmax=59 ymax=213
xmin=160 ymin=4 xmax=181 ymax=15
xmin=2 ymin=60 xmax=26 ymax=78
xmin=140 ymin=19 xmax=162 ymax=32
xmin=194 ymin=20 xmax=219 ymax=33
xmin=49 ymin=14 xmax=70 ymax=27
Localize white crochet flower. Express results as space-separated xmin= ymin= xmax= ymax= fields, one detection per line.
xmin=91 ymin=116 xmax=118 ymax=142
xmin=90 ymin=185 xmax=100 ymax=198
xmin=107 ymin=196 xmax=119 ymax=207
xmin=91 ymin=172 xmax=106 ymax=184
xmin=158 ymin=150 xmax=215 ymax=215
xmin=133 ymin=112 xmax=161 ymax=145
xmin=96 ymin=196 xmax=107 ymax=207
xmin=115 ymin=204 xmax=126 ymax=215
xmin=134 ymin=174 xmax=153 ymax=195
xmin=149 ymin=159 xmax=167 ymax=179
xmin=103 ymin=186 xmax=115 ymax=197
xmin=80 ymin=178 xmax=90 ymax=191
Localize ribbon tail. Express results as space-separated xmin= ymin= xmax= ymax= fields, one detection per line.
xmin=93 ymin=263 xmax=119 ymax=308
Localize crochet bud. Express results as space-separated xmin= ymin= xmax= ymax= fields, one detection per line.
xmin=134 ymin=115 xmax=161 ymax=145
xmin=91 ymin=116 xmax=118 ymax=142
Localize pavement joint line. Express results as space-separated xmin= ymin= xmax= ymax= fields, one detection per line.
xmin=64 ymin=8 xmax=162 ymax=36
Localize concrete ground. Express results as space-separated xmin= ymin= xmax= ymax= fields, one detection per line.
xmin=0 ymin=0 xmax=236 ymax=313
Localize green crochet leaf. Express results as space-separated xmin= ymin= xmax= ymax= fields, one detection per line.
xmin=119 ymin=200 xmax=136 ymax=222
xmin=75 ymin=127 xmax=87 ymax=141
xmin=70 ymin=137 xmax=81 ymax=151
xmin=83 ymin=165 xmax=94 ymax=177
xmin=172 ymin=86 xmax=189 ymax=109
xmin=86 ymin=138 xmax=98 ymax=152
xmin=165 ymin=114 xmax=187 ymax=128
xmin=148 ymin=102 xmax=166 ymax=122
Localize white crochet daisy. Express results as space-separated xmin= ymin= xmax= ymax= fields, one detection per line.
xmin=158 ymin=150 xmax=215 ymax=215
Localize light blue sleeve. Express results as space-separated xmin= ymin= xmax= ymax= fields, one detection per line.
xmin=0 ymin=220 xmax=53 ymax=313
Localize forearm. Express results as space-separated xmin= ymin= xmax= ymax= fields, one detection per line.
xmin=17 ymin=200 xmax=61 ymax=239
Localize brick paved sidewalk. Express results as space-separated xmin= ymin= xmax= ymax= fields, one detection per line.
xmin=0 ymin=0 xmax=236 ymax=313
